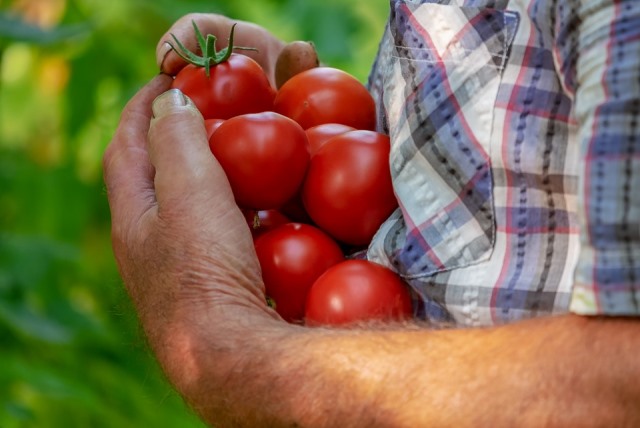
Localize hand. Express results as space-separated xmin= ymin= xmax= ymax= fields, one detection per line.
xmin=105 ymin=13 xmax=640 ymax=427
xmin=104 ymin=77 xmax=640 ymax=427
xmin=103 ymin=75 xmax=284 ymax=392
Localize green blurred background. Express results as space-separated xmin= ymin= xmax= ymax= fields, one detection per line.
xmin=0 ymin=0 xmax=388 ymax=426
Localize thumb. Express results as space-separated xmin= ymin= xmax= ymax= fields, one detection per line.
xmin=274 ymin=41 xmax=319 ymax=89
xmin=148 ymin=89 xmax=234 ymax=207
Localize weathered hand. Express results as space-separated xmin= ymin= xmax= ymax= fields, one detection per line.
xmin=101 ymin=7 xmax=640 ymax=425
xmin=103 ymin=75 xmax=280 ymax=372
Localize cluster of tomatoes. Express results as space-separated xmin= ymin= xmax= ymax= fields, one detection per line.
xmin=170 ymin=23 xmax=413 ymax=326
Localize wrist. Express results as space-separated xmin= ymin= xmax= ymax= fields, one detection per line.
xmin=156 ymin=311 xmax=300 ymax=425
xmin=142 ymin=276 xmax=286 ymax=396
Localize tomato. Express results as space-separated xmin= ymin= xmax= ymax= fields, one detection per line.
xmin=243 ymin=209 xmax=290 ymax=238
xmin=305 ymin=123 xmax=355 ymax=156
xmin=274 ymin=67 xmax=377 ymax=130
xmin=302 ymin=130 xmax=398 ymax=246
xmin=210 ymin=112 xmax=310 ymax=210
xmin=172 ymin=54 xmax=275 ymax=120
xmin=279 ymin=192 xmax=313 ymax=225
xmin=255 ymin=223 xmax=344 ymax=323
xmin=305 ymin=259 xmax=413 ymax=326
xmin=169 ymin=23 xmax=275 ymax=119
xmin=205 ymin=118 xmax=224 ymax=139
xmin=205 ymin=118 xmax=224 ymax=155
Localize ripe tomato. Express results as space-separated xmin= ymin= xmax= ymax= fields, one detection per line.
xmin=243 ymin=209 xmax=290 ymax=238
xmin=305 ymin=123 xmax=355 ymax=156
xmin=205 ymin=118 xmax=224 ymax=139
xmin=205 ymin=118 xmax=224 ymax=155
xmin=255 ymin=223 xmax=344 ymax=323
xmin=305 ymin=259 xmax=413 ymax=326
xmin=172 ymin=54 xmax=275 ymax=120
xmin=302 ymin=130 xmax=398 ymax=246
xmin=274 ymin=67 xmax=376 ymax=130
xmin=210 ymin=112 xmax=310 ymax=210
xmin=279 ymin=192 xmax=313 ymax=224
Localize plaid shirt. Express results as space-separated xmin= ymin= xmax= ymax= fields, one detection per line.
xmin=366 ymin=0 xmax=640 ymax=326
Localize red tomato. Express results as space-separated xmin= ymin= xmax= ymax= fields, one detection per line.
xmin=205 ymin=119 xmax=224 ymax=155
xmin=279 ymin=191 xmax=313 ymax=224
xmin=243 ymin=209 xmax=290 ymax=238
xmin=205 ymin=119 xmax=224 ymax=140
xmin=255 ymin=223 xmax=345 ymax=323
xmin=274 ymin=67 xmax=376 ymax=130
xmin=210 ymin=112 xmax=310 ymax=210
xmin=305 ymin=259 xmax=413 ymax=326
xmin=172 ymin=54 xmax=275 ymax=120
xmin=305 ymin=123 xmax=355 ymax=156
xmin=302 ymin=130 xmax=398 ymax=246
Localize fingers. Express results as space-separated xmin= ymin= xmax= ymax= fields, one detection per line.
xmin=274 ymin=41 xmax=319 ymax=89
xmin=147 ymin=88 xmax=234 ymax=209
xmin=147 ymin=89 xmax=267 ymax=303
xmin=104 ymin=74 xmax=173 ymax=231
xmin=156 ymin=13 xmax=285 ymax=86
xmin=156 ymin=14 xmax=224 ymax=75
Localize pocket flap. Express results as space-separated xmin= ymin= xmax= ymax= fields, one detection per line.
xmin=370 ymin=1 xmax=519 ymax=278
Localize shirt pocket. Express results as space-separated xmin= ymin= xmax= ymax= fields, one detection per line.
xmin=371 ymin=1 xmax=519 ymax=278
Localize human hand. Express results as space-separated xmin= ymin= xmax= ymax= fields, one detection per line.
xmin=103 ymin=75 xmax=283 ymax=383
xmin=103 ymin=77 xmax=640 ymax=428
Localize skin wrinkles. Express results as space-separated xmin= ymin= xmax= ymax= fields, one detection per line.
xmin=104 ymin=12 xmax=640 ymax=428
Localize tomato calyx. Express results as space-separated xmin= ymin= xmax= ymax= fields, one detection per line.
xmin=266 ymin=296 xmax=277 ymax=310
xmin=251 ymin=212 xmax=261 ymax=230
xmin=169 ymin=21 xmax=257 ymax=77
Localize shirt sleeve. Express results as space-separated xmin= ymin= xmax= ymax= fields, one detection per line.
xmin=554 ymin=0 xmax=640 ymax=315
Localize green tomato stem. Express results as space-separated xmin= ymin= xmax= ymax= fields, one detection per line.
xmin=168 ymin=21 xmax=259 ymax=78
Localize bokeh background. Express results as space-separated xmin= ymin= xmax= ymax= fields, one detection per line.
xmin=0 ymin=0 xmax=389 ymax=426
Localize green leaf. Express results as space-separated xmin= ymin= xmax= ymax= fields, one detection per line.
xmin=3 ymin=401 xmax=35 ymax=425
xmin=0 ymin=233 xmax=78 ymax=291
xmin=0 ymin=300 xmax=73 ymax=344
xmin=0 ymin=13 xmax=90 ymax=45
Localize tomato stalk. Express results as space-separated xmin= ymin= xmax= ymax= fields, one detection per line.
xmin=169 ymin=21 xmax=257 ymax=78
xmin=251 ymin=212 xmax=261 ymax=230
xmin=266 ymin=296 xmax=277 ymax=310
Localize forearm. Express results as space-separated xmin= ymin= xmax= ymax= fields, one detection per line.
xmin=153 ymin=308 xmax=640 ymax=427
xmin=109 ymin=56 xmax=640 ymax=428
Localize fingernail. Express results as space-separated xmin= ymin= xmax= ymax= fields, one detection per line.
xmin=158 ymin=42 xmax=172 ymax=72
xmin=152 ymin=89 xmax=189 ymax=118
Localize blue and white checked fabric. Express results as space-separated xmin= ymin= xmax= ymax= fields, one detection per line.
xmin=366 ymin=0 xmax=640 ymax=326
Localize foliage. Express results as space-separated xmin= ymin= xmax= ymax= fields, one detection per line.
xmin=0 ymin=0 xmax=388 ymax=426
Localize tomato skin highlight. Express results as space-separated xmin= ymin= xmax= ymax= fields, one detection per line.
xmin=210 ymin=112 xmax=310 ymax=210
xmin=243 ymin=209 xmax=291 ymax=238
xmin=274 ymin=67 xmax=377 ymax=130
xmin=204 ymin=119 xmax=224 ymax=140
xmin=305 ymin=123 xmax=355 ymax=156
xmin=172 ymin=54 xmax=276 ymax=120
xmin=302 ymin=130 xmax=398 ymax=246
xmin=205 ymin=118 xmax=224 ymax=156
xmin=305 ymin=259 xmax=413 ymax=326
xmin=255 ymin=223 xmax=345 ymax=323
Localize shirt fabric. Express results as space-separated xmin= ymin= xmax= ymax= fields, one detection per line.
xmin=366 ymin=0 xmax=640 ymax=326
